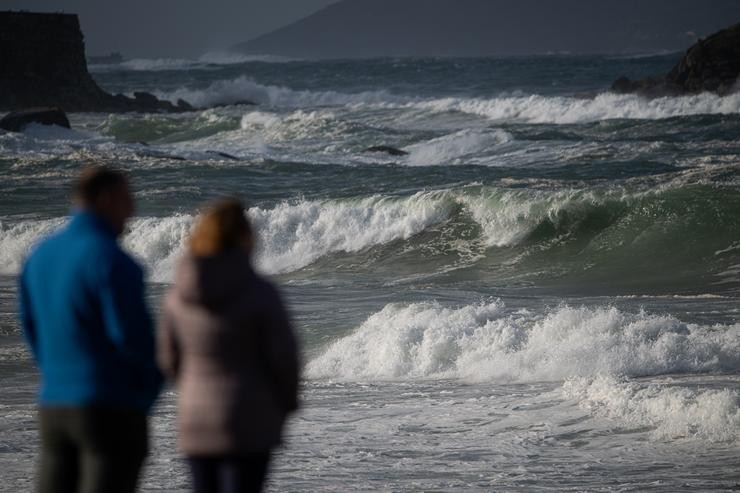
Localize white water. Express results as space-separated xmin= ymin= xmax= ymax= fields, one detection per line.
xmin=404 ymin=128 xmax=514 ymax=166
xmin=156 ymin=76 xmax=404 ymax=108
xmin=0 ymin=193 xmax=453 ymax=280
xmin=0 ymin=183 xmax=717 ymax=280
xmin=307 ymin=301 xmax=740 ymax=381
xmin=307 ymin=300 xmax=740 ymax=443
xmin=563 ymin=375 xmax=740 ymax=442
xmin=415 ymin=91 xmax=740 ymax=123
xmin=154 ymin=75 xmax=740 ymax=122
xmin=250 ymin=193 xmax=452 ymax=274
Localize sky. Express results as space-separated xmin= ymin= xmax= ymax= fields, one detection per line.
xmin=2 ymin=0 xmax=338 ymax=57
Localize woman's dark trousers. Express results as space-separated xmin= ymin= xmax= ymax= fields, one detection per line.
xmin=188 ymin=453 xmax=271 ymax=493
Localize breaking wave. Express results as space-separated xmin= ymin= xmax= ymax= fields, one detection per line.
xmin=307 ymin=299 xmax=740 ymax=442
xmin=156 ymin=76 xmax=404 ymax=108
xmin=250 ymin=193 xmax=452 ymax=274
xmin=1 ymin=183 xmax=738 ymax=285
xmin=155 ymin=74 xmax=740 ymax=122
xmin=563 ymin=376 xmax=740 ymax=442
xmin=413 ymin=91 xmax=740 ymax=124
xmin=0 ymin=193 xmax=453 ymax=281
xmin=0 ymin=218 xmax=66 ymax=275
xmin=404 ymin=128 xmax=514 ymax=166
xmin=306 ymin=301 xmax=740 ymax=381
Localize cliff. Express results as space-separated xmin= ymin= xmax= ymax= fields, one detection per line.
xmin=0 ymin=11 xmax=190 ymax=113
xmin=236 ymin=0 xmax=740 ymax=59
xmin=612 ymin=23 xmax=740 ymax=96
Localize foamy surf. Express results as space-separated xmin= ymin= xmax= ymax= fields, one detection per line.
xmin=306 ymin=301 xmax=740 ymax=381
xmin=155 ymin=76 xmax=405 ymax=108
xmin=404 ymin=128 xmax=514 ymax=166
xmin=2 ymin=182 xmax=738 ymax=287
xmin=563 ymin=375 xmax=740 ymax=442
xmin=153 ymin=74 xmax=740 ymax=122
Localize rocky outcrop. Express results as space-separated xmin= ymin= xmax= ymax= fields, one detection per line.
xmin=0 ymin=107 xmax=71 ymax=132
xmin=0 ymin=11 xmax=191 ymax=113
xmin=612 ymin=23 xmax=740 ymax=96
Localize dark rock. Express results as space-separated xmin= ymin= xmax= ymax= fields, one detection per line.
xmin=0 ymin=11 xmax=194 ymax=113
xmin=133 ymin=92 xmax=160 ymax=106
xmin=176 ymin=99 xmax=195 ymax=111
xmin=666 ymin=23 xmax=740 ymax=94
xmin=366 ymin=145 xmax=408 ymax=156
xmin=0 ymin=107 xmax=70 ymax=132
xmin=612 ymin=22 xmax=740 ymax=96
xmin=210 ymin=100 xmax=258 ymax=108
xmin=611 ymin=76 xmax=638 ymax=94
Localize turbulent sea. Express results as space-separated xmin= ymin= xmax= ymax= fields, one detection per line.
xmin=1 ymin=53 xmax=740 ymax=491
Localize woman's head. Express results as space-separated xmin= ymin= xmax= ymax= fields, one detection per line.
xmin=189 ymin=198 xmax=253 ymax=257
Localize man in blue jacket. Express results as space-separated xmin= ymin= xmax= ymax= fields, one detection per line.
xmin=19 ymin=166 xmax=163 ymax=493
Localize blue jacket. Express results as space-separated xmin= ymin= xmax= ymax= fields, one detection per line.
xmin=19 ymin=211 xmax=162 ymax=412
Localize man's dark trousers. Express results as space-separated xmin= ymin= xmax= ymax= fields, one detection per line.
xmin=39 ymin=406 xmax=148 ymax=493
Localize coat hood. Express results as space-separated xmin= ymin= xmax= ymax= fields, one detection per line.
xmin=174 ymin=250 xmax=253 ymax=309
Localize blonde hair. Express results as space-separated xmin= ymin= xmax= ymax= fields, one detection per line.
xmin=189 ymin=198 xmax=252 ymax=257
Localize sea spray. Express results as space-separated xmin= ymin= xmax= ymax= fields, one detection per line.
xmin=155 ymin=75 xmax=406 ymax=108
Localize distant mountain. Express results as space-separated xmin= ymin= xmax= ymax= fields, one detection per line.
xmin=235 ymin=0 xmax=740 ymax=58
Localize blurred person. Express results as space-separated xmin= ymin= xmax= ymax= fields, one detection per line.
xmin=158 ymin=198 xmax=299 ymax=493
xmin=19 ymin=165 xmax=163 ymax=493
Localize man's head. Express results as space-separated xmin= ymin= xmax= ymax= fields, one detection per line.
xmin=73 ymin=166 xmax=134 ymax=236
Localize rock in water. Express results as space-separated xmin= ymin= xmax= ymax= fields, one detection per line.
xmin=612 ymin=22 xmax=740 ymax=96
xmin=0 ymin=11 xmax=193 ymax=112
xmin=366 ymin=145 xmax=409 ymax=156
xmin=0 ymin=107 xmax=70 ymax=132
xmin=665 ymin=23 xmax=740 ymax=94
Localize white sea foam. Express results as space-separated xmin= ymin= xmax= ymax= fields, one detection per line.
xmin=563 ymin=376 xmax=740 ymax=442
xmin=249 ymin=193 xmax=452 ymax=274
xmin=307 ymin=301 xmax=740 ymax=381
xmin=404 ymin=128 xmax=514 ymax=166
xmin=239 ymin=110 xmax=351 ymax=141
xmin=413 ymin=91 xmax=740 ymax=124
xmin=156 ymin=76 xmax=406 ymax=108
xmin=129 ymin=193 xmax=451 ymax=278
xmin=0 ymin=193 xmax=452 ymax=280
xmin=124 ymin=215 xmax=194 ymax=282
xmin=159 ymin=74 xmax=740 ymax=121
xmin=458 ymin=187 xmax=630 ymax=247
xmin=0 ymin=219 xmax=66 ymax=274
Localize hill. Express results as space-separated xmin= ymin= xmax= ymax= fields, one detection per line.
xmin=235 ymin=0 xmax=740 ymax=58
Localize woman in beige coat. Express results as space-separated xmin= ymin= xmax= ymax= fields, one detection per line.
xmin=158 ymin=199 xmax=299 ymax=493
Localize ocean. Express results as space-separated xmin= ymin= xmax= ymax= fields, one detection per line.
xmin=0 ymin=53 xmax=739 ymax=491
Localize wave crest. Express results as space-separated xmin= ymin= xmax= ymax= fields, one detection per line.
xmin=307 ymin=301 xmax=740 ymax=381
xmin=563 ymin=376 xmax=740 ymax=442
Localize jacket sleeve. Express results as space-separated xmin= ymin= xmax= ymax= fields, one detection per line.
xmin=18 ymin=264 xmax=38 ymax=362
xmin=262 ymin=286 xmax=300 ymax=413
xmin=156 ymin=298 xmax=180 ymax=381
xmin=99 ymin=250 xmax=163 ymax=405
